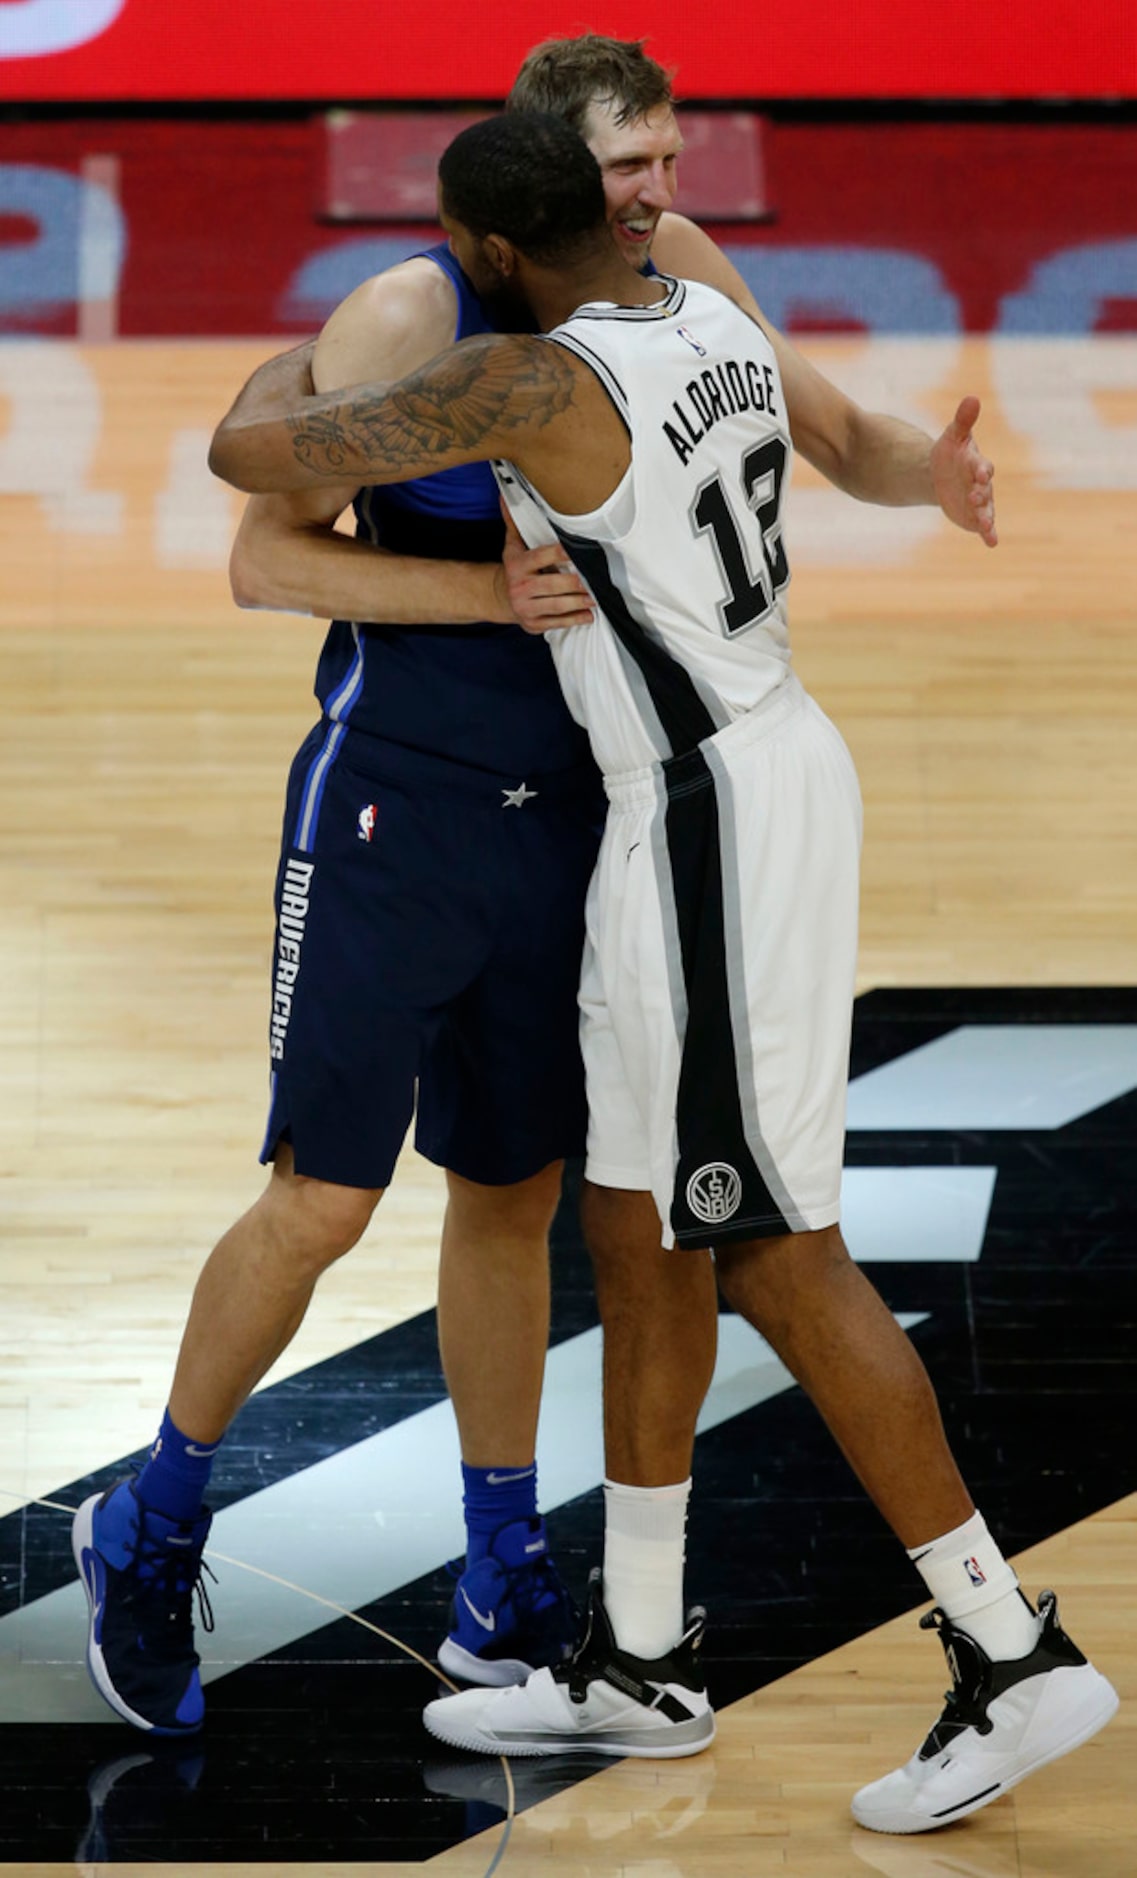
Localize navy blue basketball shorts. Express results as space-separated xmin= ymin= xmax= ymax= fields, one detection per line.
xmin=260 ymin=720 xmax=605 ymax=1190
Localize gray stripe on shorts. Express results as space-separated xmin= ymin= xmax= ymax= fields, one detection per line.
xmin=702 ymin=737 xmax=809 ymax=1232
xmin=614 ymin=634 xmax=673 ymax=762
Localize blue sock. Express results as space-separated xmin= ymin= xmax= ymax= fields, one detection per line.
xmin=462 ymin=1461 xmax=539 ymax=1564
xmin=134 ymin=1408 xmax=220 ymax=1524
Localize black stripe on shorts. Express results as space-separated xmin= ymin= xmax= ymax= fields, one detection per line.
xmin=663 ymin=746 xmax=792 ymax=1247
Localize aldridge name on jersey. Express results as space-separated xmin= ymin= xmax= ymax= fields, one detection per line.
xmin=663 ymin=356 xmax=780 ymax=468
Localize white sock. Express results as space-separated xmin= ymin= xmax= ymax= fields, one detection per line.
xmin=602 ymin=1477 xmax=690 ymax=1660
xmin=908 ymin=1509 xmax=1039 ymax=1660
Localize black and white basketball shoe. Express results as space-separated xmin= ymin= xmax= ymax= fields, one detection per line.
xmin=424 ymin=1570 xmax=714 ymax=1759
xmin=852 ymin=1590 xmax=1118 ymax=1833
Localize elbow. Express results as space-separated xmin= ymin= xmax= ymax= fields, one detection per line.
xmin=209 ymin=426 xmax=261 ymax=494
xmin=208 ymin=429 xmax=239 ymax=489
xmin=228 ymin=528 xmax=272 ymax=610
xmin=228 ymin=543 xmax=258 ymax=610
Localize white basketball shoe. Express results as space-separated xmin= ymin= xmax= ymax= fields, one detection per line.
xmin=424 ymin=1570 xmax=714 ymax=1759
xmin=852 ymin=1590 xmax=1118 ymax=1834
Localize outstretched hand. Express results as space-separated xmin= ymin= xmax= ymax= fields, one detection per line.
xmin=930 ymin=396 xmax=998 ymax=548
xmin=498 ymin=501 xmax=594 ymax=634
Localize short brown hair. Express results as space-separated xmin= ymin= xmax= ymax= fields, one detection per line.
xmin=507 ymin=34 xmax=675 ymax=135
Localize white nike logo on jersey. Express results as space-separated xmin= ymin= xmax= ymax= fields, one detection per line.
xmin=459 ymin=1588 xmax=496 ymax=1632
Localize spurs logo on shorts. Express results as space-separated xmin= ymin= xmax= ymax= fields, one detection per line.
xmin=685 ymin=1163 xmax=743 ymax=1224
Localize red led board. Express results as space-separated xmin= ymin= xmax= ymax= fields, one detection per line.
xmin=1 ymin=0 xmax=1133 ymax=101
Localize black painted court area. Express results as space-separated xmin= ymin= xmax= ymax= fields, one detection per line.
xmin=3 ymin=988 xmax=1135 ymax=1864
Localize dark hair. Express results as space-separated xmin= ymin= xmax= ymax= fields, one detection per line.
xmin=438 ymin=112 xmax=607 ymax=266
xmin=507 ymin=33 xmax=675 ymax=134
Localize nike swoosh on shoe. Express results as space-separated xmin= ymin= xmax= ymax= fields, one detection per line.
xmin=459 ymin=1588 xmax=496 ymax=1633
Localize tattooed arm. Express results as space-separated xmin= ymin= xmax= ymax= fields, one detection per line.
xmin=208 ymin=331 xmax=607 ymax=503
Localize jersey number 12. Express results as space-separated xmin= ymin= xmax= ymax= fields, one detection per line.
xmin=692 ymin=436 xmax=789 ymax=636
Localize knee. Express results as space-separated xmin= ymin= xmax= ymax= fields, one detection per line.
xmin=581 ymin=1182 xmax=662 ymax=1271
xmin=583 ymin=1183 xmax=716 ymax=1336
xmin=444 ymin=1160 xmax=564 ymax=1248
xmin=261 ymin=1164 xmax=381 ymax=1275
xmin=715 ymin=1224 xmax=851 ymax=1328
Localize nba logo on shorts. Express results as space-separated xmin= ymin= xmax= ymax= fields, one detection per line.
xmin=357 ymin=804 xmax=377 ymax=843
xmin=964 ymin=1555 xmax=987 ymax=1587
xmin=686 ymin=1162 xmax=742 ymax=1224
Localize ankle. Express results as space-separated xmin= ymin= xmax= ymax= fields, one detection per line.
xmin=908 ymin=1509 xmax=1038 ymax=1660
xmin=602 ymin=1477 xmax=690 ymax=1659
xmin=134 ymin=1409 xmax=220 ymax=1524
xmin=461 ymin=1460 xmax=539 ymax=1563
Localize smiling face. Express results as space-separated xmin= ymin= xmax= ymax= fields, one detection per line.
xmin=581 ymin=98 xmax=682 ymax=269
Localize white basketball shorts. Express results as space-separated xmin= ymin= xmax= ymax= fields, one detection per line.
xmin=581 ymin=674 xmax=863 ymax=1248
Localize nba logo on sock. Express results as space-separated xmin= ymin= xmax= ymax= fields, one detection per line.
xmin=964 ymin=1555 xmax=987 ymax=1587
xmin=357 ymin=804 xmax=377 ymax=843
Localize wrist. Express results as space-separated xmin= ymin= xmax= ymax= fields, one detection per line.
xmin=486 ymin=563 xmax=517 ymax=625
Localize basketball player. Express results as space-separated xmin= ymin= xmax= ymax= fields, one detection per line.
xmin=153 ymin=25 xmax=961 ymax=1727
xmin=209 ymin=110 xmax=1119 ymax=1834
xmin=67 ymin=32 xmax=733 ymax=1737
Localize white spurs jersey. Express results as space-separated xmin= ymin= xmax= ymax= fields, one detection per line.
xmin=496 ymin=276 xmax=794 ymax=777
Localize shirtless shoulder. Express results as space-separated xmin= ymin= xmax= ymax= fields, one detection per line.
xmin=314 ymin=255 xmax=459 ymax=393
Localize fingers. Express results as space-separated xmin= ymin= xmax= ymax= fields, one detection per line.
xmin=512 ymin=585 xmax=595 ymax=633
xmin=506 ymin=549 xmax=594 ymax=632
xmin=497 ymin=506 xmax=594 ymax=625
xmin=929 ymin=392 xmax=998 ymax=546
xmin=514 ymin=576 xmax=595 ymax=624
xmin=969 ymin=476 xmax=998 ymax=547
xmin=509 ymin=543 xmax=592 ymax=595
xmin=508 ymin=541 xmax=576 ymax=577
xmin=952 ymin=393 xmax=982 ymax=441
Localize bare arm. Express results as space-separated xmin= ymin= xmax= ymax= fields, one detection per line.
xmin=653 ymin=213 xmax=996 ymax=545
xmin=210 ymin=331 xmax=624 ymax=517
xmin=221 ymin=338 xmax=318 ymax=420
xmin=220 ymin=266 xmax=581 ymax=624
xmin=230 ymin=487 xmax=528 ymax=624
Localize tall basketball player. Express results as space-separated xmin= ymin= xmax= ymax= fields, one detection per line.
xmin=208 ymin=111 xmax=1117 ymax=1834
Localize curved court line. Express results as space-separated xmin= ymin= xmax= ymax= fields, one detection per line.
xmin=2 ymin=1488 xmax=517 ymax=1878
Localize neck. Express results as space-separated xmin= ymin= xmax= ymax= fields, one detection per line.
xmin=525 ymin=251 xmax=665 ymax=333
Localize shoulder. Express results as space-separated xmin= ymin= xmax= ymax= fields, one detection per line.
xmin=313 ymin=256 xmax=459 ymax=392
xmin=650 ymin=212 xmax=723 ymax=276
xmin=419 ymin=332 xmax=582 ymax=400
xmin=651 ymin=214 xmax=766 ymax=329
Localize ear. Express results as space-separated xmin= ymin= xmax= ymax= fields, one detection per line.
xmin=484 ymin=232 xmax=517 ymax=278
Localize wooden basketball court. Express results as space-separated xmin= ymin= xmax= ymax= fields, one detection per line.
xmin=1 ymin=333 xmax=1135 ymax=1874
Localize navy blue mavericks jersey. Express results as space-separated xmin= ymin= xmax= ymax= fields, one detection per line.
xmin=311 ymin=245 xmax=593 ymax=778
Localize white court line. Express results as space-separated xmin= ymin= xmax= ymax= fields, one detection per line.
xmin=0 ymin=1311 xmax=926 ymax=1722
xmin=846 ymin=1025 xmax=1137 ymax=1132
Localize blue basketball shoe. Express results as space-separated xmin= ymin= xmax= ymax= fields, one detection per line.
xmin=438 ymin=1516 xmax=577 ymax=1687
xmin=72 ymin=1480 xmax=214 ymax=1734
